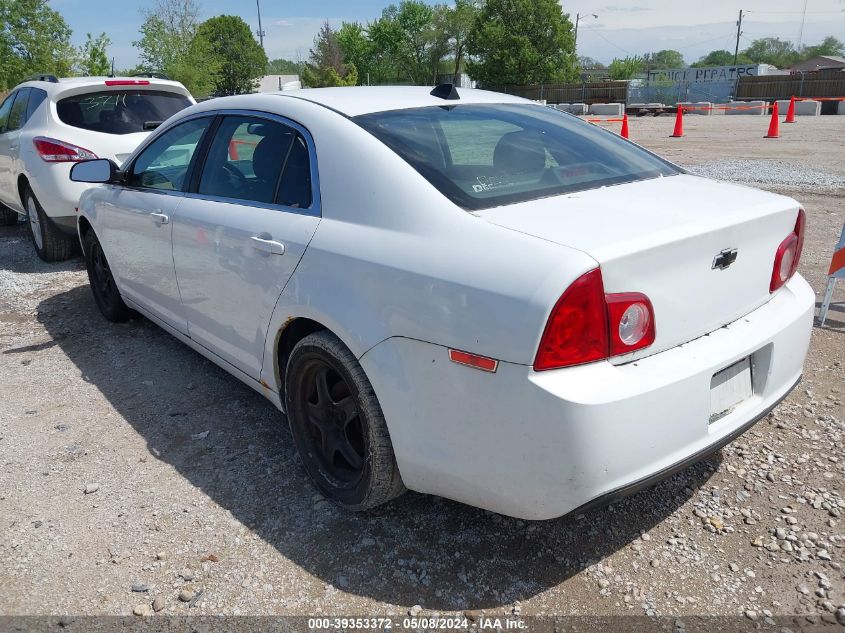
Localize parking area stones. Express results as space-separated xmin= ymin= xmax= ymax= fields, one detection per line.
xmin=0 ymin=115 xmax=843 ymax=618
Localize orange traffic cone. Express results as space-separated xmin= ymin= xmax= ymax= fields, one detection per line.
xmin=765 ymin=101 xmax=780 ymax=138
xmin=670 ymin=106 xmax=684 ymax=137
xmin=620 ymin=114 xmax=629 ymax=139
xmin=784 ymin=96 xmax=796 ymax=123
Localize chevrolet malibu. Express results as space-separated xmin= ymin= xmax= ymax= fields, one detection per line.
xmin=70 ymin=86 xmax=814 ymax=520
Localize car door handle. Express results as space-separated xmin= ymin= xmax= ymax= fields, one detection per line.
xmin=250 ymin=235 xmax=285 ymax=256
xmin=150 ymin=212 xmax=169 ymax=225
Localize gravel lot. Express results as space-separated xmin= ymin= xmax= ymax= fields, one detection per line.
xmin=0 ymin=114 xmax=843 ymax=622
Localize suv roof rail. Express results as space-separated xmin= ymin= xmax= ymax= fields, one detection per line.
xmin=24 ymin=74 xmax=59 ymax=84
xmin=131 ymin=72 xmax=170 ymax=80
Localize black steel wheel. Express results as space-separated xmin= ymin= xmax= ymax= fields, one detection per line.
xmin=285 ymin=331 xmax=405 ymax=510
xmin=83 ymin=230 xmax=132 ymax=322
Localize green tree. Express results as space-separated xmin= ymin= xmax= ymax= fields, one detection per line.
xmin=337 ymin=22 xmax=373 ymax=84
xmin=578 ymin=56 xmax=605 ymax=70
xmin=801 ymin=36 xmax=844 ymax=59
xmin=133 ymin=0 xmax=218 ymax=95
xmin=373 ymin=1 xmax=449 ymax=85
xmin=643 ymin=49 xmax=685 ymax=69
xmin=607 ymin=55 xmax=644 ymax=80
xmin=691 ymin=49 xmax=753 ymax=67
xmin=437 ymin=0 xmax=480 ymax=82
xmin=302 ymin=21 xmax=358 ymax=87
xmin=267 ymin=58 xmax=302 ymax=75
xmin=195 ymin=15 xmax=267 ymax=95
xmin=742 ymin=37 xmax=799 ymax=69
xmin=0 ymin=0 xmax=75 ymax=89
xmin=466 ymin=0 xmax=578 ymax=86
xmin=77 ymin=32 xmax=111 ymax=76
xmin=134 ymin=0 xmax=201 ymax=73
xmin=168 ymin=32 xmax=219 ymax=97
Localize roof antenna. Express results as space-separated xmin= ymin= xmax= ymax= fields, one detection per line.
xmin=430 ymin=83 xmax=460 ymax=100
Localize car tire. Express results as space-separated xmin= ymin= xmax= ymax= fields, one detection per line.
xmin=285 ymin=331 xmax=406 ymax=511
xmin=24 ymin=186 xmax=76 ymax=262
xmin=0 ymin=204 xmax=19 ymax=226
xmin=83 ymin=229 xmax=133 ymax=323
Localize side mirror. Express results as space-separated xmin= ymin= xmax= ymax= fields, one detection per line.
xmin=70 ymin=159 xmax=121 ymax=184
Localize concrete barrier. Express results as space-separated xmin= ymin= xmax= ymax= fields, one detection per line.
xmin=589 ymin=103 xmax=624 ymax=116
xmin=726 ymin=100 xmax=766 ymax=115
xmin=839 ymin=101 xmax=845 ymax=115
xmin=558 ymin=103 xmax=587 ymax=115
xmin=678 ymin=101 xmax=712 ymax=115
xmin=776 ymin=99 xmax=820 ymax=116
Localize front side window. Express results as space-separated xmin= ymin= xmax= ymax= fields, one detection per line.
xmin=0 ymin=92 xmax=16 ymax=133
xmin=355 ymin=104 xmax=680 ymax=210
xmin=130 ymin=117 xmax=211 ymax=191
xmin=57 ymin=90 xmax=192 ymax=135
xmin=197 ymin=115 xmax=300 ymax=205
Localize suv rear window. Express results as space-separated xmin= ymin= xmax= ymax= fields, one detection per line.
xmin=355 ymin=104 xmax=680 ymax=210
xmin=57 ymin=90 xmax=192 ymax=135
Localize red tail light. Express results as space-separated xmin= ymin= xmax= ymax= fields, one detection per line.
xmin=534 ymin=269 xmax=609 ymax=370
xmin=105 ymin=79 xmax=150 ymax=86
xmin=534 ymin=269 xmax=656 ymax=371
xmin=33 ymin=137 xmax=97 ymax=163
xmin=606 ymin=293 xmax=656 ymax=356
xmin=770 ymin=209 xmax=805 ymax=292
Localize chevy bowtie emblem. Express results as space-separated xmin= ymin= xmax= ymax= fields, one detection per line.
xmin=712 ymin=248 xmax=738 ymax=270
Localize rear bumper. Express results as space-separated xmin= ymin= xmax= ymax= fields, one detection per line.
xmin=569 ymin=373 xmax=799 ymax=517
xmin=360 ymin=274 xmax=815 ymax=519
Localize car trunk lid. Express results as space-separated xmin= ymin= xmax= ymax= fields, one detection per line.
xmin=476 ymin=174 xmax=801 ymax=362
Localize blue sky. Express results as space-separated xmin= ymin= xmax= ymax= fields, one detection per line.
xmin=54 ymin=0 xmax=845 ymax=70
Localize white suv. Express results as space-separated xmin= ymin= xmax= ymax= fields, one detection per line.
xmin=0 ymin=75 xmax=194 ymax=261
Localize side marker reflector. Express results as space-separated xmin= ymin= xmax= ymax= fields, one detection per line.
xmin=448 ymin=349 xmax=498 ymax=373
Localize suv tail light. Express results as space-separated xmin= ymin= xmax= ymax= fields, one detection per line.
xmin=33 ymin=137 xmax=97 ymax=163
xmin=534 ymin=269 xmax=656 ymax=371
xmin=770 ymin=209 xmax=805 ymax=292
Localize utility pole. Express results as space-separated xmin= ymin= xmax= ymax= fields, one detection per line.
xmin=797 ymin=0 xmax=808 ymax=51
xmin=734 ymin=9 xmax=744 ymax=65
xmin=256 ymin=0 xmax=266 ymax=50
xmin=574 ymin=13 xmax=598 ymax=52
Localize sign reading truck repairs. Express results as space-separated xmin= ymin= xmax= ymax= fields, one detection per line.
xmin=646 ymin=65 xmax=761 ymax=83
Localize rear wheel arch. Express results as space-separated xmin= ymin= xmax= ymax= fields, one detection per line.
xmin=275 ymin=317 xmax=328 ymax=397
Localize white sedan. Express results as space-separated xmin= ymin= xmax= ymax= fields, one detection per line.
xmin=70 ymin=86 xmax=814 ymax=520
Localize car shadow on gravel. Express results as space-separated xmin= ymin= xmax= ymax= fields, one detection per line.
xmin=37 ymin=285 xmax=718 ymax=612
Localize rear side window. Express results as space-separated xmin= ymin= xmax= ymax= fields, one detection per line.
xmin=7 ymin=88 xmax=31 ymax=132
xmin=197 ymin=115 xmax=307 ymax=206
xmin=275 ymin=134 xmax=312 ymax=209
xmin=355 ymin=104 xmax=680 ymax=210
xmin=25 ymin=88 xmax=47 ymax=121
xmin=57 ymin=90 xmax=192 ymax=135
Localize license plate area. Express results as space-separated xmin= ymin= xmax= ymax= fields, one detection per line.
xmin=710 ymin=357 xmax=753 ymax=423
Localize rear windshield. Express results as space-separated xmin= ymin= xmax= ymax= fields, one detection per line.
xmin=355 ymin=104 xmax=680 ymax=210
xmin=57 ymin=90 xmax=192 ymax=135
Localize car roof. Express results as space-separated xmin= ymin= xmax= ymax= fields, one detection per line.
xmin=274 ymin=86 xmax=531 ymax=117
